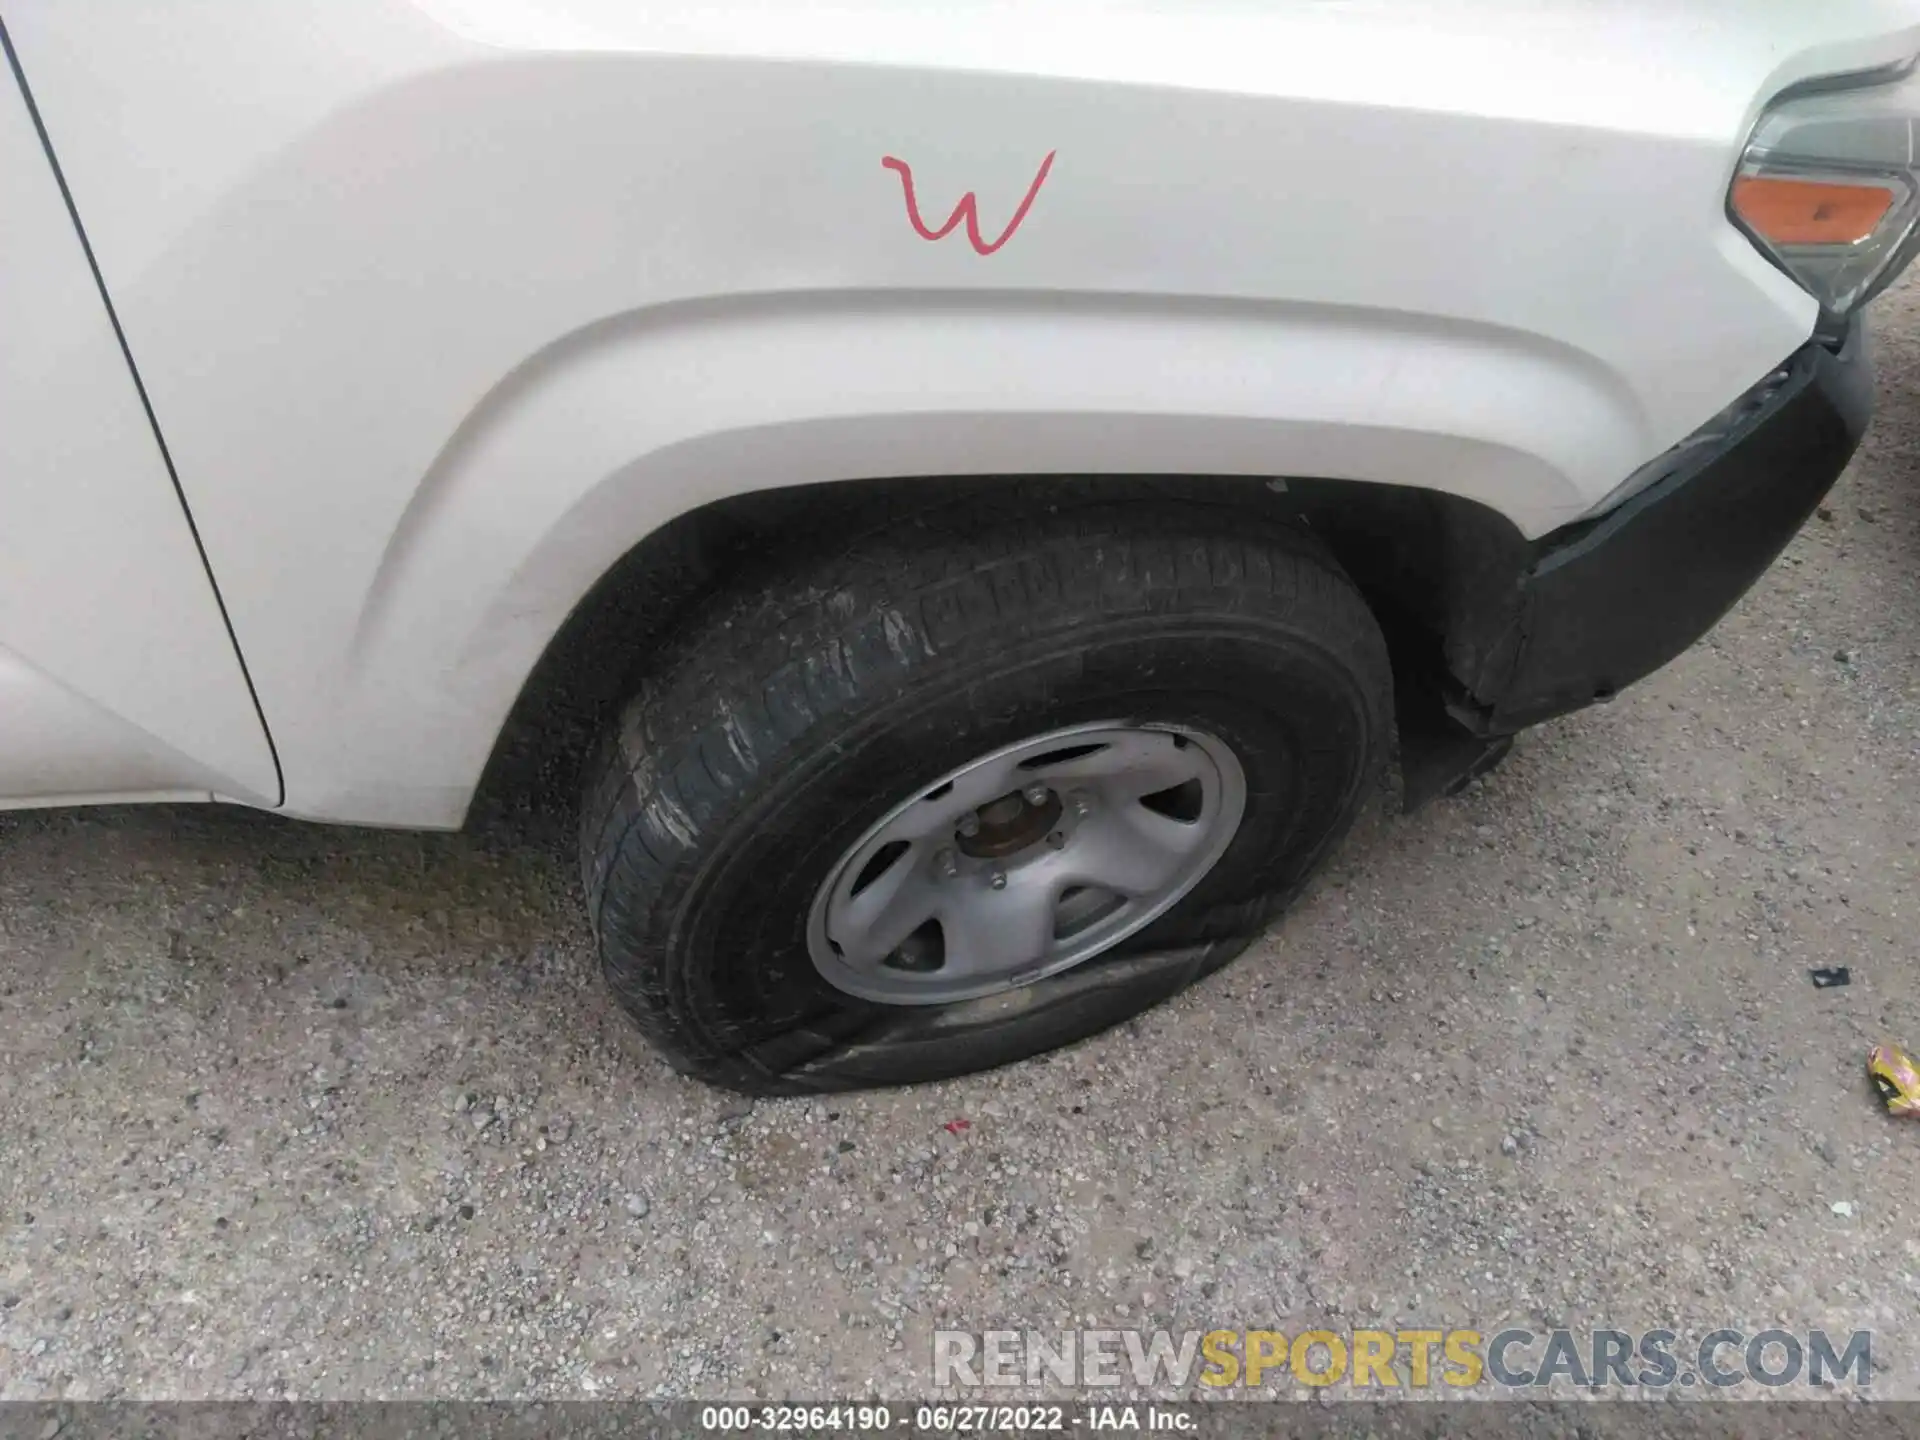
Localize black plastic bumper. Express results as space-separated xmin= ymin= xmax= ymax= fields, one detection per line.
xmin=1469 ymin=316 xmax=1873 ymax=732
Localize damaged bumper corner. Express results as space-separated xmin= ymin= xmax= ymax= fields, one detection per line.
xmin=1399 ymin=315 xmax=1871 ymax=809
xmin=1465 ymin=314 xmax=1874 ymax=734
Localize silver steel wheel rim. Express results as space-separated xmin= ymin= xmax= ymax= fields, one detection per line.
xmin=806 ymin=721 xmax=1247 ymax=1006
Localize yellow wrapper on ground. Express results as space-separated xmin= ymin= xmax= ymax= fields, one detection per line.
xmin=1869 ymin=1044 xmax=1920 ymax=1117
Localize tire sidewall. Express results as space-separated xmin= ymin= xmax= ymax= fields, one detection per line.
xmin=629 ymin=612 xmax=1379 ymax=1081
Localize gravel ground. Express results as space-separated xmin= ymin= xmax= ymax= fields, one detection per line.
xmin=6 ymin=282 xmax=1920 ymax=1406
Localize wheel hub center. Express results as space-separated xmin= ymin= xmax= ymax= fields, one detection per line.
xmin=955 ymin=786 xmax=1063 ymax=859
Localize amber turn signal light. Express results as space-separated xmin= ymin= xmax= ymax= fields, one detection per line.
xmin=1732 ymin=175 xmax=1895 ymax=246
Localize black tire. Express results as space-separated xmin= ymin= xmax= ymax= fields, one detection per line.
xmin=582 ymin=496 xmax=1391 ymax=1093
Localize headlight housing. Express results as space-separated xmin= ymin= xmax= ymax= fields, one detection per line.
xmin=1732 ymin=59 xmax=1920 ymax=316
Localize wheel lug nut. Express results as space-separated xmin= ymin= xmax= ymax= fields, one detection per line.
xmin=1069 ymin=789 xmax=1092 ymax=817
xmin=956 ymin=813 xmax=981 ymax=838
xmin=1047 ymin=831 xmax=1066 ymax=850
xmin=1023 ymin=783 xmax=1050 ymax=807
xmin=935 ymin=847 xmax=958 ymax=878
xmin=988 ymin=870 xmax=1008 ymax=890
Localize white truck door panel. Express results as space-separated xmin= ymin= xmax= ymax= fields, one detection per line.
xmin=0 ymin=57 xmax=279 ymax=808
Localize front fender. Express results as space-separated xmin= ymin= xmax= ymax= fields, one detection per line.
xmin=7 ymin=0 xmax=1856 ymax=825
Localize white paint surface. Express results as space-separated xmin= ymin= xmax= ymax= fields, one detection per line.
xmin=4 ymin=1 xmax=1918 ymax=823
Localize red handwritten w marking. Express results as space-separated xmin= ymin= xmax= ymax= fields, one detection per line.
xmin=881 ymin=151 xmax=1057 ymax=256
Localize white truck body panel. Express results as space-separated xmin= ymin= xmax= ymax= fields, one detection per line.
xmin=3 ymin=1 xmax=1918 ymax=824
xmin=0 ymin=64 xmax=277 ymax=807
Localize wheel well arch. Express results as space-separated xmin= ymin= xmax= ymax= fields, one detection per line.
xmin=468 ymin=471 xmax=1530 ymax=827
xmin=322 ymin=289 xmax=1626 ymax=827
